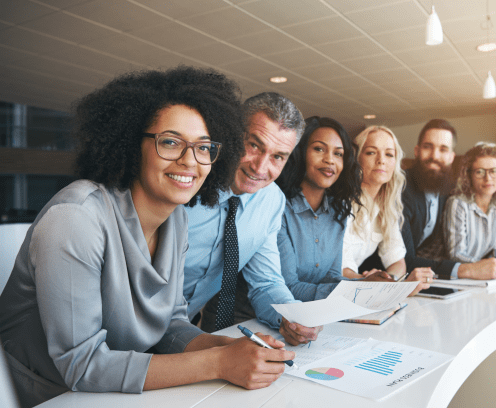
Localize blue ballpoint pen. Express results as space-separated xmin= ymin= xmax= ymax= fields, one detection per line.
xmin=237 ymin=325 xmax=298 ymax=369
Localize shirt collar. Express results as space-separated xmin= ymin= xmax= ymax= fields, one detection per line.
xmin=291 ymin=192 xmax=330 ymax=215
xmin=219 ymin=188 xmax=254 ymax=210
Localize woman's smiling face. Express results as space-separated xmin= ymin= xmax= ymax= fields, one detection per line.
xmin=134 ymin=104 xmax=212 ymax=213
xmin=301 ymin=127 xmax=344 ymax=193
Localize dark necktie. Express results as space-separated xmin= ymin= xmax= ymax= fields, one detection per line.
xmin=215 ymin=196 xmax=240 ymax=331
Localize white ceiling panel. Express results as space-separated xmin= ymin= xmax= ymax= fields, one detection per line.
xmin=237 ymin=0 xmax=336 ymax=27
xmin=1 ymin=0 xmax=55 ymax=24
xmin=130 ymin=21 xmax=216 ymax=52
xmin=282 ymin=16 xmax=363 ymax=46
xmin=179 ymin=42 xmax=250 ymax=66
xmin=65 ymin=0 xmax=168 ymax=32
xmin=344 ymin=2 xmax=426 ymax=34
xmin=395 ymin=44 xmax=460 ymax=66
xmin=228 ymin=29 xmax=303 ymax=55
xmin=316 ymin=37 xmax=384 ymax=61
xmin=130 ymin=0 xmax=228 ymax=19
xmin=180 ymin=7 xmax=270 ymax=39
xmin=341 ymin=54 xmax=404 ymax=73
xmin=324 ymin=0 xmax=409 ymax=14
xmin=20 ymin=11 xmax=117 ymax=45
xmin=262 ymin=48 xmax=331 ymax=69
xmin=0 ymin=0 xmax=494 ymax=131
xmin=84 ymin=34 xmax=197 ymax=67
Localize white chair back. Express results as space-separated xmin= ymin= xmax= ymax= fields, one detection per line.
xmin=0 ymin=342 xmax=20 ymax=408
xmin=0 ymin=223 xmax=31 ymax=295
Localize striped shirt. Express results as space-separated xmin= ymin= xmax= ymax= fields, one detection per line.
xmin=443 ymin=194 xmax=496 ymax=263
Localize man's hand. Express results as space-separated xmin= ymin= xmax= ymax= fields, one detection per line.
xmin=279 ymin=317 xmax=322 ymax=346
xmin=458 ymin=258 xmax=496 ymax=280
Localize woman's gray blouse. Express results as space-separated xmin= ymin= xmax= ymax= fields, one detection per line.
xmin=0 ymin=180 xmax=203 ymax=400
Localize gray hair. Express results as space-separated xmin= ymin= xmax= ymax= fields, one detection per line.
xmin=242 ymin=92 xmax=305 ymax=143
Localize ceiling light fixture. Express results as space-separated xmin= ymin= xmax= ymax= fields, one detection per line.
xmin=363 ymin=114 xmax=376 ymax=120
xmin=425 ymin=4 xmax=443 ymax=45
xmin=269 ymin=76 xmax=287 ymax=84
xmin=482 ymin=0 xmax=496 ymax=99
xmin=477 ymin=42 xmax=496 ymax=52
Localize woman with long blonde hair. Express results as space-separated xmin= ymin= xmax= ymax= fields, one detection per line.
xmin=342 ymin=126 xmax=433 ymax=288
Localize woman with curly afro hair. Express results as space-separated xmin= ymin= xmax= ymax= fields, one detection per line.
xmin=0 ymin=66 xmax=294 ymax=408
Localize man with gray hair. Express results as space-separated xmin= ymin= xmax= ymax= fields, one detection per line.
xmin=183 ymin=92 xmax=321 ymax=345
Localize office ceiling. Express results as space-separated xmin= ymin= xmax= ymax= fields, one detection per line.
xmin=1 ymin=0 xmax=495 ymax=135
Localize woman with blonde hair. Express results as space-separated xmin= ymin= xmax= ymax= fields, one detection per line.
xmin=444 ymin=142 xmax=496 ymax=263
xmin=342 ymin=126 xmax=433 ymax=289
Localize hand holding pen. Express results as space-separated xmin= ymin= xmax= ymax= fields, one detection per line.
xmin=238 ymin=325 xmax=299 ymax=369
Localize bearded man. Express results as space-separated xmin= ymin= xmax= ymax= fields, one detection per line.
xmin=402 ymin=119 xmax=496 ymax=280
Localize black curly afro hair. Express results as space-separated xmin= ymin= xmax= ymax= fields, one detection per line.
xmin=73 ymin=65 xmax=245 ymax=207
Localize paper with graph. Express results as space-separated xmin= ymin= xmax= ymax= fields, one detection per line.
xmin=286 ymin=338 xmax=453 ymax=400
xmin=271 ymin=281 xmax=418 ymax=327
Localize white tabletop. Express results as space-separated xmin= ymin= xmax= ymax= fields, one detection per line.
xmin=37 ymin=288 xmax=496 ymax=408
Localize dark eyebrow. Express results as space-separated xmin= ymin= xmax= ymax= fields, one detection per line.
xmin=249 ymin=133 xmax=291 ymax=157
xmin=160 ymin=130 xmax=210 ymax=141
xmin=311 ymin=141 xmax=344 ymax=149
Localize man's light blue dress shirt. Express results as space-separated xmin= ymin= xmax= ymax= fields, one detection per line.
xmin=184 ymin=183 xmax=298 ymax=329
xmin=278 ymin=193 xmax=344 ymax=302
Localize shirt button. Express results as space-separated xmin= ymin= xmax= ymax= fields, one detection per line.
xmin=315 ymin=238 xmax=319 ymax=243
xmin=316 ymin=263 xmax=319 ymax=267
xmin=314 ymin=216 xmax=318 ymax=220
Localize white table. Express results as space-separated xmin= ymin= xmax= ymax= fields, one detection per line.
xmin=37 ymin=288 xmax=496 ymax=408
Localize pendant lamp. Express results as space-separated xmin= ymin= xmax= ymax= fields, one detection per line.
xmin=483 ymin=71 xmax=496 ymax=99
xmin=425 ymin=5 xmax=443 ymax=45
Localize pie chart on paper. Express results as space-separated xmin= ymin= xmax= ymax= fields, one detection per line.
xmin=305 ymin=367 xmax=344 ymax=381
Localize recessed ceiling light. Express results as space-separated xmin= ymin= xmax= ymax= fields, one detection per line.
xmin=269 ymin=76 xmax=288 ymax=83
xmin=477 ymin=42 xmax=496 ymax=52
xmin=363 ymin=114 xmax=376 ymax=119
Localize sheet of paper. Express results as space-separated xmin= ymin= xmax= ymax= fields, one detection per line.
xmin=271 ymin=281 xmax=418 ymax=327
xmin=272 ymin=295 xmax=376 ymax=327
xmin=274 ymin=332 xmax=370 ymax=368
xmin=433 ymin=279 xmax=496 ymax=288
xmin=329 ymin=280 xmax=419 ymax=310
xmin=286 ymin=338 xmax=453 ymax=401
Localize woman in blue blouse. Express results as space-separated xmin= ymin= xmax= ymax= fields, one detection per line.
xmin=0 ymin=67 xmax=294 ymax=407
xmin=275 ymin=116 xmax=383 ymax=301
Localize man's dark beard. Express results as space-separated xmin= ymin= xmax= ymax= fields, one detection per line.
xmin=411 ymin=159 xmax=453 ymax=194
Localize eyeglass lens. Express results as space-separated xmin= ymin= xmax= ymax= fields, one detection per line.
xmin=157 ymin=135 xmax=220 ymax=164
xmin=473 ymin=168 xmax=496 ymax=178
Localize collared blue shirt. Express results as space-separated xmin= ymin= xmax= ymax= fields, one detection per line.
xmin=278 ymin=193 xmax=344 ymax=302
xmin=184 ymin=183 xmax=297 ymax=329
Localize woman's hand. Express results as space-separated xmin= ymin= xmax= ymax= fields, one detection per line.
xmin=406 ymin=267 xmax=434 ymax=296
xmin=217 ymin=334 xmax=295 ymax=389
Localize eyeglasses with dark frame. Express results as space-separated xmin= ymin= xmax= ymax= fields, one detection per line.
xmin=471 ymin=167 xmax=496 ymax=179
xmin=143 ymin=132 xmax=222 ymax=165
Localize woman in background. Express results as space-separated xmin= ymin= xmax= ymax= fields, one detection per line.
xmin=275 ymin=116 xmax=390 ymax=302
xmin=0 ymin=66 xmax=293 ymax=407
xmin=341 ymin=126 xmax=433 ymax=291
xmin=444 ymin=142 xmax=496 ymax=264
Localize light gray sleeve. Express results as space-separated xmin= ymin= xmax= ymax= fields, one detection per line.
xmin=31 ymin=204 xmax=151 ymax=393
xmin=154 ymin=240 xmax=204 ymax=354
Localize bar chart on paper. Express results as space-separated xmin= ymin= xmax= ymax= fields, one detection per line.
xmin=350 ymin=349 xmax=402 ymax=376
xmin=287 ymin=339 xmax=453 ymax=400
